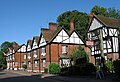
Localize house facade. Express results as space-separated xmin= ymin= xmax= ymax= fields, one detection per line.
xmin=6 ymin=22 xmax=90 ymax=72
xmin=25 ymin=22 xmax=90 ymax=72
xmin=6 ymin=44 xmax=26 ymax=70
xmin=87 ymin=14 xmax=120 ymax=64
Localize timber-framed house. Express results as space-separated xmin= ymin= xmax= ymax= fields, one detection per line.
xmin=87 ymin=14 xmax=120 ymax=64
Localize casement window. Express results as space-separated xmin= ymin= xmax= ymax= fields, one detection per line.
xmin=42 ymin=60 xmax=46 ymax=67
xmin=62 ymin=45 xmax=67 ymax=54
xmin=33 ymin=50 xmax=37 ymax=58
xmin=24 ymin=54 xmax=26 ymax=59
xmin=28 ymin=52 xmax=31 ymax=59
xmin=28 ymin=61 xmax=31 ymax=67
xmin=41 ymin=47 xmax=46 ymax=56
xmin=34 ymin=61 xmax=38 ymax=67
xmin=13 ymin=54 xmax=15 ymax=59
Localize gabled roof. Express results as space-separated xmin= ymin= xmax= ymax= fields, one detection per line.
xmin=32 ymin=36 xmax=40 ymax=47
xmin=41 ymin=27 xmax=62 ymax=43
xmin=26 ymin=40 xmax=33 ymax=48
xmin=95 ymin=15 xmax=120 ymax=28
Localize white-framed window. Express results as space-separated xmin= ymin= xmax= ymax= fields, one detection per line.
xmin=24 ymin=54 xmax=26 ymax=59
xmin=41 ymin=47 xmax=46 ymax=56
xmin=28 ymin=61 xmax=31 ymax=67
xmin=34 ymin=61 xmax=38 ymax=67
xmin=62 ymin=45 xmax=67 ymax=54
xmin=42 ymin=60 xmax=46 ymax=67
xmin=12 ymin=54 xmax=15 ymax=59
xmin=33 ymin=50 xmax=37 ymax=58
xmin=28 ymin=52 xmax=31 ymax=59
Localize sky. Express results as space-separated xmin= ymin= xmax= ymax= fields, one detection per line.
xmin=0 ymin=0 xmax=120 ymax=45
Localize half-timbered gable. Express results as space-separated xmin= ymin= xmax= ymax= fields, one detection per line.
xmin=69 ymin=31 xmax=84 ymax=44
xmin=89 ymin=17 xmax=103 ymax=31
xmin=39 ymin=34 xmax=47 ymax=47
xmin=32 ymin=36 xmax=39 ymax=49
xmin=87 ymin=14 xmax=120 ymax=62
xmin=52 ymin=28 xmax=69 ymax=43
xmin=26 ymin=40 xmax=32 ymax=52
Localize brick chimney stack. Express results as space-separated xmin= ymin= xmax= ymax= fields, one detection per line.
xmin=90 ymin=13 xmax=94 ymax=17
xmin=70 ymin=20 xmax=74 ymax=32
xmin=49 ymin=22 xmax=57 ymax=31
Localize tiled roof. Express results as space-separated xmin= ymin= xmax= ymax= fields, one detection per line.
xmin=33 ymin=36 xmax=40 ymax=45
xmin=41 ymin=27 xmax=62 ymax=42
xmin=96 ymin=15 xmax=120 ymax=27
xmin=27 ymin=40 xmax=33 ymax=46
xmin=11 ymin=42 xmax=19 ymax=52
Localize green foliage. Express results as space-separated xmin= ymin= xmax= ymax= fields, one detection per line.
xmin=0 ymin=51 xmax=7 ymax=69
xmin=91 ymin=5 xmax=120 ymax=19
xmin=44 ymin=68 xmax=48 ymax=73
xmin=57 ymin=10 xmax=89 ymax=39
xmin=70 ymin=46 xmax=89 ymax=65
xmin=49 ymin=63 xmax=60 ymax=74
xmin=62 ymin=63 xmax=96 ymax=76
xmin=22 ymin=64 xmax=27 ymax=69
xmin=105 ymin=61 xmax=114 ymax=73
xmin=113 ymin=60 xmax=120 ymax=76
xmin=91 ymin=5 xmax=107 ymax=16
xmin=0 ymin=41 xmax=13 ymax=53
xmin=107 ymin=7 xmax=120 ymax=19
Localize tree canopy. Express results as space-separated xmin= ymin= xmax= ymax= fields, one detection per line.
xmin=57 ymin=10 xmax=89 ymax=39
xmin=91 ymin=5 xmax=120 ymax=19
xmin=0 ymin=41 xmax=18 ymax=69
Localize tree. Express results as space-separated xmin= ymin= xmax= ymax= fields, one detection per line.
xmin=107 ymin=7 xmax=120 ymax=19
xmin=70 ymin=46 xmax=89 ymax=65
xmin=91 ymin=5 xmax=120 ymax=19
xmin=57 ymin=10 xmax=89 ymax=39
xmin=91 ymin=5 xmax=107 ymax=16
xmin=0 ymin=51 xmax=7 ymax=69
xmin=0 ymin=41 xmax=12 ymax=53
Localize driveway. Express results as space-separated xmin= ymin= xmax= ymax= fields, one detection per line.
xmin=0 ymin=70 xmax=62 ymax=82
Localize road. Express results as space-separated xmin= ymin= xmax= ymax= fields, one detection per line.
xmin=0 ymin=70 xmax=62 ymax=82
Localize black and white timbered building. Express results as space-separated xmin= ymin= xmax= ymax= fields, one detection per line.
xmin=87 ymin=14 xmax=120 ymax=64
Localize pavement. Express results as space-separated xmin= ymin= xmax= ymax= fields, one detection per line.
xmin=3 ymin=70 xmax=117 ymax=82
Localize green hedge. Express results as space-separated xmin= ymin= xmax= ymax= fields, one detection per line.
xmin=49 ymin=63 xmax=60 ymax=74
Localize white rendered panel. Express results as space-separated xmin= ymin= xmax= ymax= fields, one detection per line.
xmin=18 ymin=45 xmax=26 ymax=52
xmin=39 ymin=35 xmax=47 ymax=47
xmin=102 ymin=28 xmax=108 ymax=38
xmin=32 ymin=41 xmax=38 ymax=49
xmin=89 ymin=18 xmax=103 ymax=31
xmin=27 ymin=44 xmax=31 ymax=51
xmin=53 ymin=29 xmax=69 ymax=43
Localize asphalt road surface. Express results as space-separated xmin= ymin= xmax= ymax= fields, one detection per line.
xmin=0 ymin=71 xmax=62 ymax=82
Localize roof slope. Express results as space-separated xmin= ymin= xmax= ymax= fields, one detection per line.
xmin=41 ymin=27 xmax=62 ymax=42
xmin=96 ymin=15 xmax=120 ymax=27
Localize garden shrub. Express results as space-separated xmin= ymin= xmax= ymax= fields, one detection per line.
xmin=61 ymin=63 xmax=96 ymax=76
xmin=113 ymin=60 xmax=120 ymax=76
xmin=105 ymin=61 xmax=114 ymax=73
xmin=22 ymin=64 xmax=27 ymax=70
xmin=49 ymin=63 xmax=60 ymax=74
xmin=44 ymin=68 xmax=48 ymax=73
